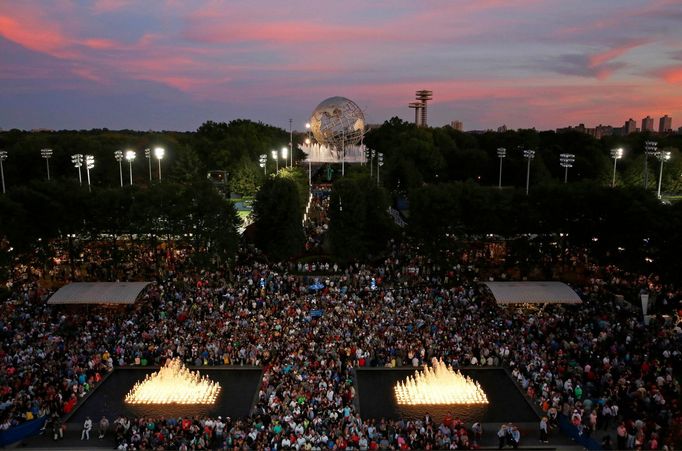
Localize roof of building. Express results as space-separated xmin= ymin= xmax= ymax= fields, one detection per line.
xmin=47 ymin=282 xmax=152 ymax=305
xmin=482 ymin=281 xmax=582 ymax=304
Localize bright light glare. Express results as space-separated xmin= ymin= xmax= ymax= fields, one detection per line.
xmin=125 ymin=150 xmax=136 ymax=161
xmin=394 ymin=358 xmax=488 ymax=405
xmin=154 ymin=147 xmax=165 ymax=159
xmin=125 ymin=358 xmax=221 ymax=405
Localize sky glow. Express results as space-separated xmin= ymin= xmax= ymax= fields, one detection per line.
xmin=1 ymin=0 xmax=681 ymax=131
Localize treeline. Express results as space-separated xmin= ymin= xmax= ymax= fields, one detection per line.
xmin=0 ymin=119 xmax=291 ymax=195
xmin=365 ymin=117 xmax=682 ymax=194
xmin=407 ymin=181 xmax=682 ymax=280
xmin=0 ymin=180 xmax=240 ymax=264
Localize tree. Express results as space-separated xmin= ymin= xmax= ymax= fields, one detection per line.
xmin=328 ymin=177 xmax=393 ymax=261
xmin=252 ymin=177 xmax=305 ymax=260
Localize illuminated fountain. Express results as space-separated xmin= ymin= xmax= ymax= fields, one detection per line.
xmin=125 ymin=358 xmax=221 ymax=405
xmin=394 ymin=358 xmax=488 ymax=405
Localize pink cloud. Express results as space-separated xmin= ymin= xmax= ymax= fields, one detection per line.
xmin=658 ymin=67 xmax=682 ymax=84
xmin=83 ymin=38 xmax=119 ymax=50
xmin=588 ymin=39 xmax=649 ymax=68
xmin=0 ymin=14 xmax=73 ymax=57
xmin=184 ymin=20 xmax=395 ymax=45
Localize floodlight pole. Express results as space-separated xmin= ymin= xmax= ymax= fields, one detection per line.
xmin=497 ymin=148 xmax=506 ymax=188
xmin=341 ymin=129 xmax=345 ymax=177
xmin=0 ymin=151 xmax=7 ymax=194
xmin=523 ymin=149 xmax=535 ymax=195
xmin=289 ymin=118 xmax=293 ymax=169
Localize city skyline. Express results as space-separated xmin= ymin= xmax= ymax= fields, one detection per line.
xmin=1 ymin=0 xmax=681 ymax=132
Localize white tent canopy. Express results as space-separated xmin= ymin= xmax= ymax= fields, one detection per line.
xmin=483 ymin=281 xmax=582 ymax=305
xmin=47 ymin=282 xmax=152 ymax=305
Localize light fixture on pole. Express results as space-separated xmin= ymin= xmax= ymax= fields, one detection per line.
xmin=144 ymin=148 xmax=152 ymax=181
xmin=125 ymin=150 xmax=136 ymax=185
xmin=71 ymin=154 xmax=83 ymax=186
xmin=306 ymin=122 xmax=312 ymax=185
xmin=0 ymin=150 xmax=7 ymax=194
xmin=610 ymin=148 xmax=623 ymax=188
xmin=281 ymin=147 xmax=288 ymax=170
xmin=655 ymin=150 xmax=671 ymax=199
xmin=154 ymin=147 xmax=165 ymax=181
xmin=114 ymin=150 xmax=124 ymax=187
xmin=85 ymin=155 xmax=95 ymax=192
xmin=644 ymin=141 xmax=657 ymax=190
xmin=259 ymin=154 xmax=267 ymax=175
xmin=289 ymin=118 xmax=293 ymax=169
xmin=271 ymin=150 xmax=278 ymax=173
xmin=559 ymin=153 xmax=575 ymax=184
xmin=523 ymin=149 xmax=535 ymax=195
xmin=305 ymin=138 xmax=312 ymax=185
xmin=41 ymin=148 xmax=53 ymax=181
xmin=377 ymin=152 xmax=384 ymax=187
xmin=496 ymin=147 xmax=506 ymax=188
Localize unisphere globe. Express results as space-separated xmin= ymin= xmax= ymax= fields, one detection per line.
xmin=309 ymin=97 xmax=365 ymax=150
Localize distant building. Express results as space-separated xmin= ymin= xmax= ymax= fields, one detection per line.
xmin=497 ymin=125 xmax=507 ymax=133
xmin=659 ymin=115 xmax=672 ymax=133
xmin=594 ymin=124 xmax=614 ymax=138
xmin=641 ymin=116 xmax=654 ymax=132
xmin=624 ymin=118 xmax=637 ymax=134
xmin=450 ymin=120 xmax=463 ymax=131
xmin=556 ymin=123 xmax=615 ymax=138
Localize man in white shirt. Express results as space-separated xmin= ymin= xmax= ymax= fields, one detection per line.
xmin=81 ymin=416 xmax=92 ymax=440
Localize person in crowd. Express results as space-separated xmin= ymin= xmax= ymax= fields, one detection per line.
xmin=98 ymin=415 xmax=109 ymax=439
xmin=81 ymin=416 xmax=92 ymax=440
xmin=539 ymin=417 xmax=549 ymax=443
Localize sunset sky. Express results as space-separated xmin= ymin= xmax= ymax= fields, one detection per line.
xmin=1 ymin=0 xmax=681 ymax=132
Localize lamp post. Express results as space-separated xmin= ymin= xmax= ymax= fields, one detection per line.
xmin=289 ymin=118 xmax=293 ymax=169
xmin=377 ymin=152 xmax=384 ymax=187
xmin=0 ymin=150 xmax=7 ymax=194
xmin=366 ymin=148 xmax=375 ymax=178
xmin=271 ymin=150 xmax=278 ymax=173
xmin=259 ymin=154 xmax=267 ymax=175
xmin=41 ymin=148 xmax=53 ymax=181
xmin=305 ymin=122 xmax=312 ymax=185
xmin=125 ymin=150 xmax=136 ymax=185
xmin=644 ymin=141 xmax=657 ymax=190
xmin=305 ymin=138 xmax=312 ymax=185
xmin=610 ymin=148 xmax=623 ymax=187
xmin=154 ymin=147 xmax=165 ymax=181
xmin=496 ymin=147 xmax=506 ymax=188
xmin=523 ymin=149 xmax=535 ymax=195
xmin=656 ymin=150 xmax=671 ymax=199
xmin=71 ymin=154 xmax=83 ymax=186
xmin=114 ymin=150 xmax=124 ymax=187
xmin=144 ymin=148 xmax=152 ymax=181
xmin=559 ymin=153 xmax=575 ymax=184
xmin=85 ymin=155 xmax=95 ymax=192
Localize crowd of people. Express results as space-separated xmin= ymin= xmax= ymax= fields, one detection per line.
xmin=0 ymin=220 xmax=681 ymax=450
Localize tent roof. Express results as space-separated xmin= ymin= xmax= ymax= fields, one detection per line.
xmin=47 ymin=282 xmax=152 ymax=305
xmin=483 ymin=281 xmax=582 ymax=304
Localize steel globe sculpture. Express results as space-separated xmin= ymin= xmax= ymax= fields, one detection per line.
xmin=310 ymin=97 xmax=365 ymax=152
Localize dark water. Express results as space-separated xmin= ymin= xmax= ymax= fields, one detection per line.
xmin=70 ymin=368 xmax=262 ymax=422
xmin=355 ymin=368 xmax=538 ymax=423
